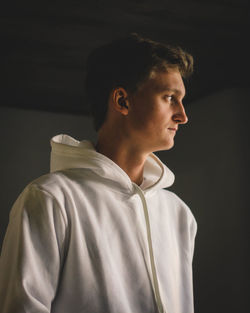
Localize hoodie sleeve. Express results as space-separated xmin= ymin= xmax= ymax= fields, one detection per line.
xmin=0 ymin=184 xmax=67 ymax=313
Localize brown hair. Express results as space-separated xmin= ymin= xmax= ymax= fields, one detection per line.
xmin=85 ymin=33 xmax=193 ymax=131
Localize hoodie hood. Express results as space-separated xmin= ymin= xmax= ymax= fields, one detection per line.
xmin=50 ymin=134 xmax=175 ymax=195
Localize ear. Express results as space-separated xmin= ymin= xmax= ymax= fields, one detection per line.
xmin=112 ymin=87 xmax=129 ymax=116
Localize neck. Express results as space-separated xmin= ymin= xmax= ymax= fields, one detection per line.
xmin=95 ymin=128 xmax=148 ymax=186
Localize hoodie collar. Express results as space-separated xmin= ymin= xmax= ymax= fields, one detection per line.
xmin=50 ymin=134 xmax=175 ymax=195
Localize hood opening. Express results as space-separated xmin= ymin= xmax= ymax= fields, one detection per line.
xmin=50 ymin=134 xmax=175 ymax=194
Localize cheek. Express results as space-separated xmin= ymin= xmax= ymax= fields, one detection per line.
xmin=151 ymin=107 xmax=171 ymax=127
xmin=129 ymin=97 xmax=171 ymax=132
xmin=143 ymin=113 xmax=168 ymax=137
xmin=129 ymin=102 xmax=152 ymax=129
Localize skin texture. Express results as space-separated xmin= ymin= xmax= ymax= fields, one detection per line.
xmin=95 ymin=68 xmax=188 ymax=185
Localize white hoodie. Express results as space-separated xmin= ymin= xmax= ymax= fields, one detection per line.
xmin=0 ymin=134 xmax=197 ymax=313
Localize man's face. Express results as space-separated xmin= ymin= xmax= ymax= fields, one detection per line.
xmin=126 ymin=68 xmax=188 ymax=153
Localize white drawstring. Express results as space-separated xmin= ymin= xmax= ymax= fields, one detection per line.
xmin=133 ymin=184 xmax=167 ymax=313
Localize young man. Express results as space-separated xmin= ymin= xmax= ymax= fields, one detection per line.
xmin=0 ymin=33 xmax=197 ymax=313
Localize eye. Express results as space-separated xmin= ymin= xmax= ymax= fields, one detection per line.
xmin=163 ymin=95 xmax=173 ymax=101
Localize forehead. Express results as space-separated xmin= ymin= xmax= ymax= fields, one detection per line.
xmin=142 ymin=69 xmax=186 ymax=96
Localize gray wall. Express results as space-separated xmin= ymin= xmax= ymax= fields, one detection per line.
xmin=161 ymin=87 xmax=249 ymax=312
xmin=0 ymin=108 xmax=97 ymax=245
xmin=1 ymin=88 xmax=249 ymax=313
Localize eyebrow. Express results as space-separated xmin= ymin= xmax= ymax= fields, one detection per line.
xmin=155 ymin=86 xmax=186 ymax=97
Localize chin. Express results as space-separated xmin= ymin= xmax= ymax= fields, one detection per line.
xmin=164 ymin=143 xmax=174 ymax=151
xmin=163 ymin=138 xmax=175 ymax=149
xmin=154 ymin=140 xmax=174 ymax=152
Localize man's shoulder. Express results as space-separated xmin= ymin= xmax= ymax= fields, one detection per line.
xmin=10 ymin=168 xmax=94 ymax=220
xmin=158 ymin=188 xmax=196 ymax=222
xmin=23 ymin=170 xmax=69 ymax=192
xmin=20 ymin=168 xmax=91 ymax=200
xmin=158 ymin=188 xmax=185 ymax=204
xmin=34 ymin=167 xmax=94 ymax=186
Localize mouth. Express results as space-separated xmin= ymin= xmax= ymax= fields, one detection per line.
xmin=168 ymin=128 xmax=177 ymax=132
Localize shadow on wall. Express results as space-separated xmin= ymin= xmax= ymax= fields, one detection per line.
xmin=0 ymin=87 xmax=249 ymax=313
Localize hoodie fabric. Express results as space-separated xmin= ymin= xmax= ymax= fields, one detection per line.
xmin=0 ymin=134 xmax=197 ymax=313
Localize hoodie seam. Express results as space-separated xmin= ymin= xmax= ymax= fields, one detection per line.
xmin=24 ymin=183 xmax=69 ymax=268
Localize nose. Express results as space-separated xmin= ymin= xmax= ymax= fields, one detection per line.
xmin=172 ymin=102 xmax=188 ymax=124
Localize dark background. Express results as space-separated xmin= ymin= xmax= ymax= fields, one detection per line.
xmin=1 ymin=1 xmax=249 ymax=312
